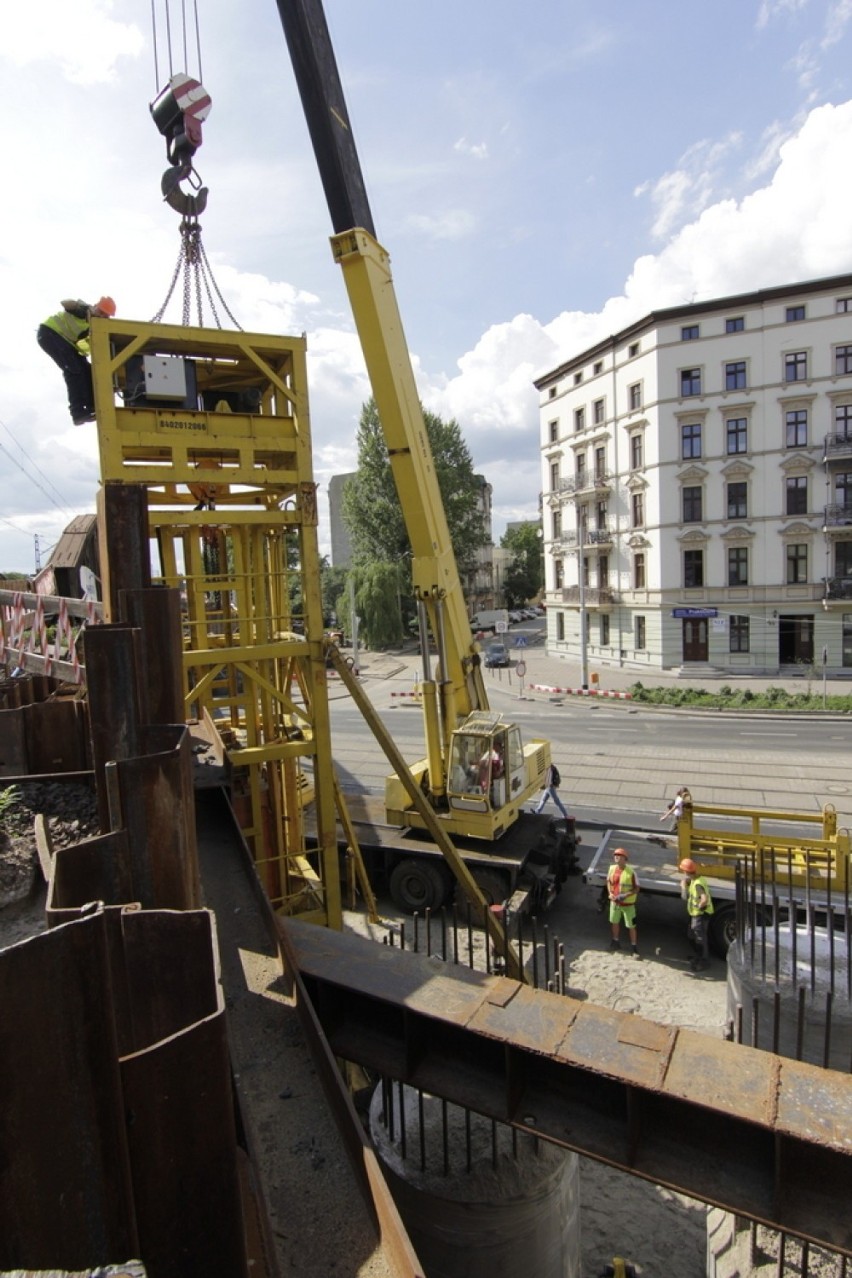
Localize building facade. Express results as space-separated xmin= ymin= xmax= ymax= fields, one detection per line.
xmin=535 ymin=274 xmax=852 ymax=676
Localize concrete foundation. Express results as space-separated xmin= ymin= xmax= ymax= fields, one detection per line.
xmin=369 ymin=1085 xmax=581 ymax=1278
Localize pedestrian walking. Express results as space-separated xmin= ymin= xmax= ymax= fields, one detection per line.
xmin=660 ymin=786 xmax=689 ymax=833
xmin=679 ymin=857 xmax=714 ymax=971
xmin=606 ymin=847 xmax=640 ymax=958
xmin=534 ymin=760 xmax=570 ymax=819
xmin=37 ymin=295 xmax=116 ymax=425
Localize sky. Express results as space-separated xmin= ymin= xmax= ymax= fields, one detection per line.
xmin=3 ymin=0 xmax=852 ymax=575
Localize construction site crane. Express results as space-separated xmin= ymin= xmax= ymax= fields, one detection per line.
xmin=275 ymin=1 xmax=563 ymax=861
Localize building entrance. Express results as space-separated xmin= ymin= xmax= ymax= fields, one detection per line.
xmin=778 ymin=615 xmax=814 ymax=665
xmin=682 ymin=618 xmax=708 ymax=662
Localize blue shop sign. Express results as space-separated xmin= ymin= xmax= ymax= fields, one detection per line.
xmin=672 ymin=607 xmax=718 ymax=619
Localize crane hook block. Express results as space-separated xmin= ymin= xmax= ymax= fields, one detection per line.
xmin=150 ymin=72 xmax=212 ymax=171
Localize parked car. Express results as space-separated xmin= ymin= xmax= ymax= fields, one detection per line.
xmin=484 ymin=641 xmax=510 ymax=668
xmin=508 ymin=610 xmax=522 ymax=624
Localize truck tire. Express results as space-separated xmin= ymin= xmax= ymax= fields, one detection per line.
xmin=388 ymin=859 xmax=449 ymax=913
xmin=455 ymin=869 xmax=509 ymax=912
xmin=709 ymin=904 xmax=736 ymax=957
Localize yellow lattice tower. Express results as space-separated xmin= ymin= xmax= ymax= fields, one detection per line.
xmin=89 ymin=316 xmax=342 ymax=928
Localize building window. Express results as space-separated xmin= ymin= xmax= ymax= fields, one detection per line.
xmin=633 ymin=552 xmax=646 ymax=589
xmin=594 ymin=447 xmax=606 ymax=480
xmin=727 ymin=481 xmax=747 ymax=519
xmin=682 ymin=485 xmax=703 ymax=523
xmin=730 ymin=615 xmax=750 ymax=652
xmin=628 ymin=342 xmax=639 ymax=358
xmin=548 ymin=419 xmax=559 ymax=442
xmin=726 ymin=417 xmax=748 ymax=454
xmin=835 ymin=472 xmax=852 ymax=508
xmin=786 ymin=475 xmax=808 ymax=515
xmin=574 ymin=406 xmax=585 ymax=432
xmin=837 ymin=298 xmax=852 ymax=313
xmin=786 ymin=543 xmax=808 ymax=583
xmin=630 ymin=433 xmax=643 ymax=470
xmin=684 ymin=548 xmax=704 ymax=588
xmin=785 ymin=408 xmax=808 ymax=448
xmin=725 ymin=360 xmax=747 ymax=390
xmin=726 ymin=316 xmax=745 ymax=332
xmin=680 ymin=367 xmax=701 ymax=397
xmin=681 ymin=421 xmax=702 ymax=459
xmin=551 ymin=509 xmax=562 ymax=540
xmin=681 ymin=324 xmax=700 ymax=341
xmin=635 ymin=616 xmax=646 ymax=650
xmin=575 ymin=453 xmax=586 ymax=484
xmin=598 ymin=554 xmax=609 ymax=586
xmin=548 ymin=386 xmax=557 ymax=399
xmin=786 ymin=305 xmax=806 ymax=322
xmin=593 ymin=398 xmax=605 ymax=424
xmin=785 ymin=351 xmax=808 ymax=382
xmin=728 ymin=546 xmax=749 ymax=586
xmin=600 ymin=614 xmax=610 ymax=646
xmin=556 ymin=611 xmax=565 ymax=640
xmin=574 ymin=371 xmax=583 ymax=385
xmin=631 ymin=492 xmax=645 ymax=527
xmin=835 ymin=403 xmax=852 ymax=440
xmin=836 ymin=345 xmax=852 ymax=375
xmin=554 ymin=558 xmax=564 ymax=589
xmin=628 ymin=382 xmax=642 ymax=411
xmin=549 ymin=461 xmax=560 ymax=492
xmin=593 ymin=360 xmax=603 ymax=375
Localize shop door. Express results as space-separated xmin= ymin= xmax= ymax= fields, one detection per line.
xmin=778 ymin=615 xmax=814 ymax=664
xmin=682 ymin=618 xmax=708 ymax=662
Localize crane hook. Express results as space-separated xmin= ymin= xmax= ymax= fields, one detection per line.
xmin=150 ymin=72 xmax=212 ymax=217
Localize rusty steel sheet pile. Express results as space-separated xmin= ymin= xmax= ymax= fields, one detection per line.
xmin=279 ymin=917 xmax=852 ymax=1258
xmin=0 ymin=908 xmax=250 ymax=1277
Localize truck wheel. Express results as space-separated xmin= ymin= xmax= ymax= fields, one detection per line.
xmin=389 ymin=860 xmax=449 ymax=913
xmin=455 ymin=869 xmax=509 ymax=912
xmin=709 ymin=905 xmax=736 ymax=957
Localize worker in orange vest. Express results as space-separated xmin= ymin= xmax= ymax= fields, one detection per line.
xmin=606 ymin=847 xmax=640 ymax=958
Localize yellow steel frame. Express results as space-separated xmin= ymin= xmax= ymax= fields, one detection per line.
xmin=678 ymin=799 xmax=851 ymax=892
xmin=90 ymin=317 xmax=342 ymax=928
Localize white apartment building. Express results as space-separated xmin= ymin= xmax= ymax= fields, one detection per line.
xmin=535 ymin=273 xmax=852 ymax=676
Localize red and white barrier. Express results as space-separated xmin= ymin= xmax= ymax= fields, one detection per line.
xmin=531 ymin=683 xmax=632 ymax=700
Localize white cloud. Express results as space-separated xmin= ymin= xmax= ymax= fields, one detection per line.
xmin=635 ymin=133 xmax=743 ymax=240
xmin=454 ymin=137 xmax=489 ymax=160
xmin=405 ymin=209 xmax=478 ymax=240
xmin=1 ymin=0 xmax=144 ymax=84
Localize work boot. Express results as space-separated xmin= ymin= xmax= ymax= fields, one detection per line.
xmin=609 ymin=939 xmax=620 ymax=952
xmin=632 ymin=945 xmax=641 ymax=960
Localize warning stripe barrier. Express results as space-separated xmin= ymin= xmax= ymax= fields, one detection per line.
xmin=530 ymin=683 xmax=632 ymax=700
xmin=390 ymin=690 xmax=422 ymax=699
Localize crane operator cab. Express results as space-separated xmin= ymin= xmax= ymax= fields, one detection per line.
xmin=446 ymin=713 xmax=523 ymax=815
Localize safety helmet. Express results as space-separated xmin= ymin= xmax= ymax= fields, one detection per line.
xmin=613 ymin=847 xmax=629 ymax=860
xmin=679 ymin=858 xmax=698 ymax=874
xmin=95 ymin=296 xmax=116 ymax=316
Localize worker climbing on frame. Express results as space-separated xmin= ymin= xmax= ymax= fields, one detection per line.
xmin=37 ymin=296 xmax=116 ymax=425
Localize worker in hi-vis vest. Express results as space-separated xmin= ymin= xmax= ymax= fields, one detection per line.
xmin=679 ymin=857 xmax=715 ymax=972
xmin=606 ymin=847 xmax=640 ymax=959
xmin=37 ymin=295 xmax=116 ymax=425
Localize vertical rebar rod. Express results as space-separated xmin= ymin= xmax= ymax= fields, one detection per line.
xmin=441 ymin=907 xmax=448 ymax=962
xmin=752 ymin=996 xmax=760 ymax=1049
xmin=398 ymin=1080 xmax=406 ymax=1161
xmin=400 ymin=921 xmax=406 ymax=953
xmin=552 ymin=937 xmax=561 ymax=995
xmin=543 ymin=924 xmax=551 ymax=988
xmin=796 ymin=985 xmax=806 ymax=1062
xmin=425 ymin=908 xmax=432 ymax=958
xmin=452 ymin=903 xmax=459 ymax=966
xmin=517 ymin=915 xmax=524 ymax=982
xmin=773 ymin=893 xmax=781 ymax=989
xmin=531 ymin=917 xmax=540 ymax=989
xmin=736 ymin=1002 xmax=744 ymax=1045
xmin=775 ymin=1231 xmax=786 ymax=1277
xmin=413 ymin=912 xmax=420 ymax=954
xmin=772 ymin=990 xmax=781 ymax=1056
xmin=483 ymin=903 xmax=492 ymax=975
xmin=418 ymin=1090 xmax=426 ymax=1172
xmin=467 ymin=903 xmax=474 ymax=969
xmin=823 ymin=990 xmax=833 ymax=1070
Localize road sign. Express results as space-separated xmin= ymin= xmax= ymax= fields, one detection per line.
xmin=516 ymin=660 xmax=526 ymax=678
xmin=515 ymin=635 xmax=528 ymax=647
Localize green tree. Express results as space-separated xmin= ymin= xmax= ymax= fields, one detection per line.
xmin=349 ymin=561 xmax=406 ymax=649
xmin=501 ymin=522 xmax=543 ymax=606
xmin=341 ymin=399 xmax=486 ymax=592
xmin=320 ymin=561 xmax=349 ymax=626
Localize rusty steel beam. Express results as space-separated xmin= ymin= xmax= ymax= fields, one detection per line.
xmin=98 ymin=481 xmax=151 ymax=622
xmin=279 ymin=918 xmax=852 ymax=1258
xmin=85 ymin=623 xmax=142 ymax=830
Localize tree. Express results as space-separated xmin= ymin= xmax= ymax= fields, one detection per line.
xmin=348 ymin=561 xmax=406 ymax=649
xmin=341 ymin=399 xmax=486 ymax=593
xmin=501 ymin=521 xmax=543 ymax=606
xmin=320 ymin=561 xmax=348 ymax=627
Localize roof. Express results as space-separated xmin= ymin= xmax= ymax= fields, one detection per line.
xmin=47 ymin=514 xmax=98 ymax=569
xmin=533 ymin=270 xmax=852 ymax=389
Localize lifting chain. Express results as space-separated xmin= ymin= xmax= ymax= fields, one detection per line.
xmin=150 ymin=214 xmax=242 ymax=330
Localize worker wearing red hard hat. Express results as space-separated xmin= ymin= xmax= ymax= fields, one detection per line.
xmin=37 ymin=295 xmax=116 ymax=425
xmin=607 ymin=847 xmax=640 ymax=959
xmin=679 ymin=857 xmax=714 ymax=972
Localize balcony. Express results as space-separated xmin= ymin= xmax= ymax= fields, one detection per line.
xmin=560 ymin=586 xmax=616 ymax=608
xmin=557 ymin=471 xmax=612 ymax=497
xmin=556 ymin=527 xmax=613 ymax=550
xmin=823 ymin=503 xmax=852 ymax=531
xmin=823 ymin=577 xmax=852 ymax=601
xmin=823 ymin=433 xmax=852 ymax=463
